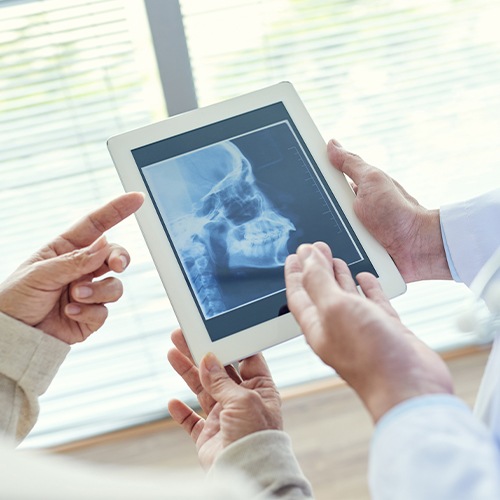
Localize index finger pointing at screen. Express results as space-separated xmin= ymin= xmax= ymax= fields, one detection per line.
xmin=60 ymin=192 xmax=144 ymax=249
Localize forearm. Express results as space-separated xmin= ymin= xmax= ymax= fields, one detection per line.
xmin=369 ymin=395 xmax=500 ymax=499
xmin=0 ymin=312 xmax=69 ymax=443
xmin=209 ymin=430 xmax=314 ymax=499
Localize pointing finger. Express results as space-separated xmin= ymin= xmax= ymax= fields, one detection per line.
xmin=59 ymin=192 xmax=144 ymax=250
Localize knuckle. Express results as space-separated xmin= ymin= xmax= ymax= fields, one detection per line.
xmin=324 ymin=295 xmax=349 ymax=320
xmin=28 ymin=260 xmax=45 ymax=276
xmin=65 ymin=248 xmax=89 ymax=269
xmin=301 ymin=265 xmax=319 ymax=287
xmin=207 ymin=372 xmax=228 ymax=392
xmin=88 ymin=213 xmax=108 ymax=235
xmin=363 ymin=168 xmax=385 ymax=185
xmin=237 ymin=390 xmax=260 ymax=408
xmin=346 ymin=150 xmax=362 ymax=160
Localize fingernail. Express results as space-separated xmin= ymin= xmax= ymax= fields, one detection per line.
xmin=66 ymin=304 xmax=81 ymax=315
xmin=203 ymin=352 xmax=223 ymax=372
xmin=75 ymin=286 xmax=92 ymax=299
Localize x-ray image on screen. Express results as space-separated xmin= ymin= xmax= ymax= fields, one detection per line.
xmin=142 ymin=121 xmax=365 ymax=321
xmin=143 ymin=137 xmax=296 ymax=319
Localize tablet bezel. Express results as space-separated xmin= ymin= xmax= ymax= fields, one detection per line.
xmin=108 ymin=82 xmax=406 ymax=366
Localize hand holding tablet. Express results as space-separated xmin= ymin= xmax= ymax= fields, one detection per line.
xmin=108 ymin=82 xmax=406 ymax=366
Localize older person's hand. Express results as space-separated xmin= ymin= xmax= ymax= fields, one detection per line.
xmin=167 ymin=329 xmax=282 ymax=470
xmin=285 ymin=241 xmax=454 ymax=422
xmin=328 ymin=139 xmax=451 ymax=282
xmin=0 ymin=192 xmax=144 ymax=344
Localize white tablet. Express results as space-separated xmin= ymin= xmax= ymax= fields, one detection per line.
xmin=108 ymin=82 xmax=406 ymax=366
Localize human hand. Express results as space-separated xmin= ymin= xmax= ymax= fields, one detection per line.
xmin=328 ymin=139 xmax=451 ymax=282
xmin=285 ymin=242 xmax=453 ymax=422
xmin=167 ymin=329 xmax=282 ymax=470
xmin=0 ymin=192 xmax=144 ymax=344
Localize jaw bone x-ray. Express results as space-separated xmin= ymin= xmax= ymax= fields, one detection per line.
xmin=144 ymin=139 xmax=296 ymax=319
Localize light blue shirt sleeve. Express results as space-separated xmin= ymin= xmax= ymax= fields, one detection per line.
xmin=440 ymin=188 xmax=500 ymax=287
xmin=368 ymin=190 xmax=500 ymax=500
xmin=369 ymin=394 xmax=500 ymax=500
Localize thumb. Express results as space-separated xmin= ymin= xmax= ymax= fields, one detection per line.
xmin=199 ymin=353 xmax=243 ymax=406
xmin=32 ymin=236 xmax=111 ymax=288
xmin=327 ymin=138 xmax=365 ymax=184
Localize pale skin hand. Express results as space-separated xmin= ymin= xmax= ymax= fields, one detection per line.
xmin=328 ymin=139 xmax=451 ymax=282
xmin=0 ymin=192 xmax=144 ymax=344
xmin=167 ymin=329 xmax=282 ymax=470
xmin=285 ymin=242 xmax=454 ymax=423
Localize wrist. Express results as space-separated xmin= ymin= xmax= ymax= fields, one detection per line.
xmin=363 ymin=364 xmax=454 ymax=423
xmin=407 ymin=209 xmax=452 ymax=282
xmin=0 ymin=288 xmax=23 ymax=325
xmin=367 ymin=385 xmax=454 ymax=424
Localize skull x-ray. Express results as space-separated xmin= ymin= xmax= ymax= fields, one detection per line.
xmin=140 ymin=117 xmax=374 ymax=335
xmin=177 ymin=141 xmax=295 ymax=270
xmin=144 ymin=135 xmax=297 ymax=319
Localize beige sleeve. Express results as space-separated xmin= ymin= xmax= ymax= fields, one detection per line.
xmin=0 ymin=312 xmax=70 ymax=443
xmin=208 ymin=430 xmax=314 ymax=499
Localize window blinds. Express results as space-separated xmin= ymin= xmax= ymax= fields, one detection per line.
xmin=0 ymin=0 xmax=178 ymax=447
xmin=2 ymin=0 xmax=499 ymax=448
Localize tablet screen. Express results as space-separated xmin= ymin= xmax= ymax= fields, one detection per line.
xmin=132 ymin=102 xmax=377 ymax=341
